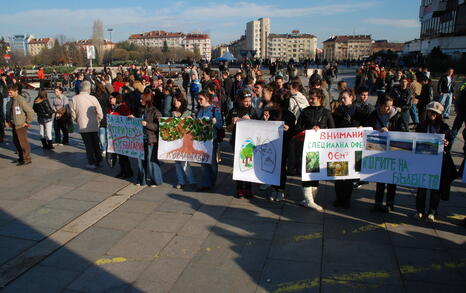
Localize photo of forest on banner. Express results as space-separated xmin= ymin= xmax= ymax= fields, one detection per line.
xmin=158 ymin=117 xmax=213 ymax=164
xmin=361 ymin=130 xmax=444 ymax=189
xmin=107 ymin=115 xmax=144 ymax=159
xmin=302 ymin=127 xmax=372 ymax=181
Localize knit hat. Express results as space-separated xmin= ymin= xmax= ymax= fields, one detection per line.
xmin=426 ymin=101 xmax=444 ymax=115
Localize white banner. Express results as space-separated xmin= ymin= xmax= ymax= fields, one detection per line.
xmin=158 ymin=117 xmax=213 ymax=164
xmin=361 ymin=130 xmax=444 ymax=189
xmin=233 ymin=120 xmax=284 ymax=185
xmin=86 ymin=45 xmax=96 ymax=59
xmin=301 ymin=127 xmax=372 ymax=181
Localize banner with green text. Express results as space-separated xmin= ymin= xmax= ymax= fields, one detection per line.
xmin=107 ymin=114 xmax=144 ymax=159
xmin=361 ymin=130 xmax=444 ymax=189
xmin=302 ymin=127 xmax=372 ymax=181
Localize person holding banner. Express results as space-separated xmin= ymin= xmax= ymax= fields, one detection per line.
xmin=171 ymin=96 xmax=196 ymax=189
xmin=108 ymin=92 xmax=134 ymax=179
xmin=226 ymin=88 xmax=259 ymax=198
xmin=137 ymin=90 xmax=163 ymax=187
xmin=295 ymin=88 xmax=335 ymax=212
xmin=365 ymin=94 xmax=403 ymax=212
xmin=196 ymin=90 xmax=223 ymax=191
xmin=414 ymin=102 xmax=457 ymax=222
xmin=332 ymin=90 xmax=365 ymax=208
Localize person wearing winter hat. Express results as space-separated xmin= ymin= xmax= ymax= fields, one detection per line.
xmin=414 ymin=101 xmax=457 ymax=222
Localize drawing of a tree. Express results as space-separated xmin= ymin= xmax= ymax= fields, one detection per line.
xmin=240 ymin=142 xmax=255 ymax=167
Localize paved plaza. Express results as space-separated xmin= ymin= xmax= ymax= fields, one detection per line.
xmin=0 ymin=72 xmax=465 ymax=293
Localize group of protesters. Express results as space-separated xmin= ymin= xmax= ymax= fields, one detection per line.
xmin=0 ymin=62 xmax=465 ymax=224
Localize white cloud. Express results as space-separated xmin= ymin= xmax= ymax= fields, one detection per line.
xmin=365 ymin=18 xmax=420 ymax=28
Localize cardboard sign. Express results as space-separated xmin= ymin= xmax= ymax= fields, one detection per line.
xmin=107 ymin=115 xmax=144 ymax=159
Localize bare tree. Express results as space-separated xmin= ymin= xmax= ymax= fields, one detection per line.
xmin=91 ymin=19 xmax=104 ymax=64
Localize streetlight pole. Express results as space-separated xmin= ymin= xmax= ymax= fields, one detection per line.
xmin=107 ymin=28 xmax=113 ymax=66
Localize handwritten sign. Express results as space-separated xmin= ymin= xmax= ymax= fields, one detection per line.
xmin=302 ymin=128 xmax=372 ymax=181
xmin=107 ymin=115 xmax=144 ymax=159
xmin=233 ymin=120 xmax=284 ymax=185
xmin=158 ymin=117 xmax=213 ymax=164
xmin=361 ymin=130 xmax=444 ymax=189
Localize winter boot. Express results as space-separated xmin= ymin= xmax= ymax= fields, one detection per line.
xmin=41 ymin=139 xmax=47 ymax=149
xmin=47 ymin=140 xmax=55 ymax=150
xmin=300 ymin=187 xmax=324 ymax=212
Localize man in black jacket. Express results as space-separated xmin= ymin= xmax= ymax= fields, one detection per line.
xmin=437 ymin=68 xmax=455 ymax=119
xmin=390 ymin=77 xmax=411 ymax=132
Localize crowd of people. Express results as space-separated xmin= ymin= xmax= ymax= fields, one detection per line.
xmin=0 ymin=62 xmax=465 ymax=225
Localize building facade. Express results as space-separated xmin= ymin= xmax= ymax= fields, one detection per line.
xmin=28 ymin=38 xmax=55 ymax=56
xmin=418 ymin=0 xmax=466 ymax=56
xmin=9 ymin=34 xmax=33 ymax=55
xmin=128 ymin=30 xmax=212 ymax=60
xmin=266 ymin=32 xmax=317 ymax=61
xmin=212 ymin=45 xmax=229 ymax=59
xmin=371 ymin=40 xmax=404 ymax=54
xmin=323 ymin=35 xmax=372 ymax=61
xmin=245 ymin=17 xmax=270 ymax=59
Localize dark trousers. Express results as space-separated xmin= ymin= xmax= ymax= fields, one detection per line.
xmin=118 ymin=154 xmax=133 ymax=177
xmin=12 ymin=126 xmax=31 ymax=163
xmin=54 ymin=118 xmax=69 ymax=144
xmin=0 ymin=112 xmax=4 ymax=142
xmin=375 ymin=183 xmax=396 ymax=205
xmin=236 ymin=181 xmax=252 ymax=191
xmin=416 ymin=188 xmax=440 ymax=215
xmin=451 ymin=109 xmax=465 ymax=143
xmin=400 ymin=111 xmax=410 ymax=132
xmin=81 ymin=132 xmax=102 ymax=165
xmin=335 ymin=180 xmax=355 ymax=205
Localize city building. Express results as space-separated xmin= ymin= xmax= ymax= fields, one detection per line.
xmin=70 ymin=40 xmax=116 ymax=53
xmin=28 ymin=38 xmax=55 ymax=56
xmin=227 ymin=36 xmax=247 ymax=61
xmin=245 ymin=17 xmax=270 ymax=59
xmin=417 ymin=0 xmax=466 ymax=56
xmin=128 ymin=30 xmax=212 ymax=60
xmin=371 ymin=40 xmax=404 ymax=54
xmin=266 ymin=31 xmax=317 ymax=61
xmin=212 ymin=45 xmax=229 ymax=59
xmin=9 ymin=34 xmax=33 ymax=55
xmin=323 ymin=35 xmax=372 ymax=61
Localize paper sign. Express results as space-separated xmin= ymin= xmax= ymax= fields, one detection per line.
xmin=107 ymin=114 xmax=144 ymax=159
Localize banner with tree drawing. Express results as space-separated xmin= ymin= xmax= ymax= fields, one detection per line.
xmin=158 ymin=117 xmax=213 ymax=164
xmin=107 ymin=115 xmax=144 ymax=159
xmin=233 ymin=120 xmax=284 ymax=185
xmin=361 ymin=130 xmax=444 ymax=189
xmin=301 ymin=128 xmax=372 ymax=181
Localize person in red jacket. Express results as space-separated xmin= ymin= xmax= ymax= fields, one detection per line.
xmin=108 ymin=92 xmax=133 ymax=178
xmin=37 ymin=67 xmax=45 ymax=89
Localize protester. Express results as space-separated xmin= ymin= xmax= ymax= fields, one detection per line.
xmin=196 ymin=90 xmax=223 ymax=191
xmin=288 ymin=81 xmax=309 ymax=120
xmin=365 ymin=94 xmax=403 ymax=212
xmin=70 ymin=81 xmax=103 ymax=169
xmin=390 ymin=77 xmax=411 ymax=132
xmin=417 ymin=77 xmax=434 ymax=124
xmin=6 ymin=84 xmax=35 ymax=165
xmin=137 ymin=89 xmax=163 ymax=187
xmin=52 ymin=87 xmax=69 ymax=145
xmin=295 ymin=88 xmax=335 ymax=212
xmin=171 ymin=96 xmax=196 ymax=189
xmin=189 ymin=73 xmax=201 ymax=111
xmin=437 ymin=68 xmax=455 ymax=119
xmin=414 ymin=102 xmax=457 ymax=222
xmin=33 ymin=90 xmax=55 ymax=150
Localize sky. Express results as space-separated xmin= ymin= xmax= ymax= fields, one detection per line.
xmin=0 ymin=0 xmax=421 ymax=47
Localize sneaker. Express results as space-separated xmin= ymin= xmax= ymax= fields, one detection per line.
xmin=268 ymin=191 xmax=276 ymax=201
xmin=427 ymin=214 xmax=435 ymax=222
xmin=150 ymin=185 xmax=158 ymax=188
xmin=414 ymin=212 xmax=424 ymax=220
xmin=175 ymin=184 xmax=183 ymax=189
xmin=275 ymin=192 xmax=284 ymax=202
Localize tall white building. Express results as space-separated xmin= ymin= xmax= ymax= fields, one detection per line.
xmin=267 ymin=31 xmax=317 ymax=61
xmin=9 ymin=34 xmax=33 ymax=55
xmin=128 ymin=30 xmax=212 ymax=60
xmin=245 ymin=17 xmax=270 ymax=59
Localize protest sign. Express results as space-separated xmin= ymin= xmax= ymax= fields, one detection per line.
xmin=107 ymin=115 xmax=144 ymax=159
xmin=233 ymin=120 xmax=284 ymax=185
xmin=301 ymin=127 xmax=372 ymax=181
xmin=158 ymin=117 xmax=213 ymax=164
xmin=361 ymin=130 xmax=444 ymax=189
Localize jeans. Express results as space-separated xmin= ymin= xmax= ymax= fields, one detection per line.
xmin=80 ymin=132 xmax=102 ymax=166
xmin=99 ymin=127 xmax=107 ymax=152
xmin=438 ymin=93 xmax=453 ymax=117
xmin=409 ymin=104 xmax=419 ymax=125
xmin=54 ymin=118 xmax=69 ymax=144
xmin=200 ymin=139 xmax=218 ymax=188
xmin=137 ymin=143 xmax=163 ymax=185
xmin=175 ymin=161 xmax=195 ymax=185
xmin=39 ymin=120 xmax=53 ymax=140
xmin=375 ymin=183 xmax=396 ymax=205
xmin=416 ymin=188 xmax=440 ymax=215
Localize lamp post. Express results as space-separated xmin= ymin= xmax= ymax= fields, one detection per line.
xmin=107 ymin=28 xmax=113 ymax=66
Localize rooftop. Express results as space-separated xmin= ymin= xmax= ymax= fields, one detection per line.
xmin=323 ymin=35 xmax=372 ymax=43
xmin=129 ymin=30 xmax=209 ymax=40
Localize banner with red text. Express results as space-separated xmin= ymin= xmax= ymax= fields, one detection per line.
xmin=107 ymin=114 xmax=144 ymax=159
xmin=302 ymin=127 xmax=372 ymax=181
